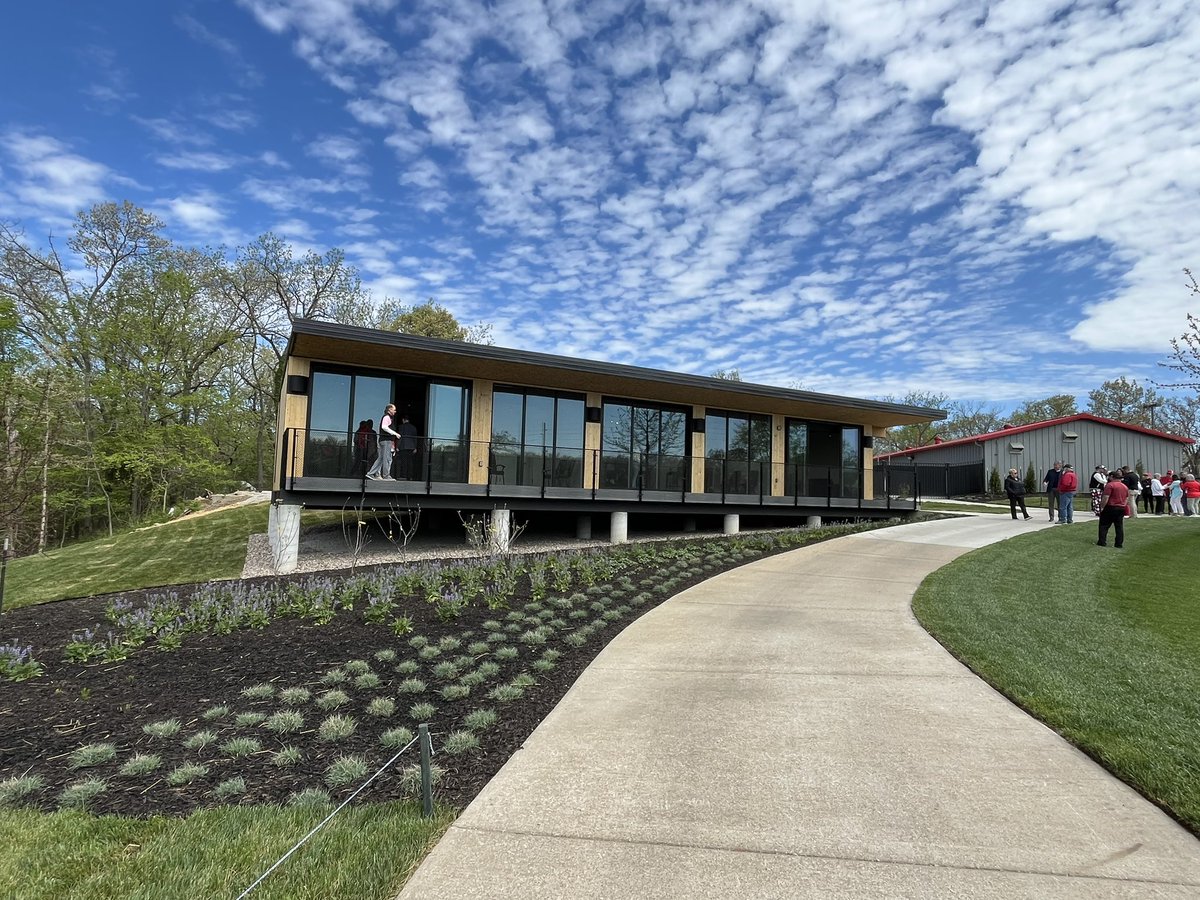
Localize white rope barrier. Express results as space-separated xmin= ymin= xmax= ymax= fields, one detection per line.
xmin=236 ymin=733 xmax=430 ymax=898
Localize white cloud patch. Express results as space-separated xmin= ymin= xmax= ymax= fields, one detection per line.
xmin=229 ymin=0 xmax=1200 ymax=401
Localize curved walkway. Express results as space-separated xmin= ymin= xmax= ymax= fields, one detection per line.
xmin=399 ymin=517 xmax=1200 ymax=898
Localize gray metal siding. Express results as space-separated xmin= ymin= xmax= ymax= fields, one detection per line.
xmin=979 ymin=421 xmax=1189 ymax=480
xmin=881 ymin=420 xmax=1191 ymax=488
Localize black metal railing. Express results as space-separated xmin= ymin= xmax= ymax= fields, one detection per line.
xmin=282 ymin=428 xmax=919 ymax=509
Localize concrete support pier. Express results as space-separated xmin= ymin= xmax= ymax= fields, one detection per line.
xmin=576 ymin=515 xmax=592 ymax=540
xmin=722 ymin=514 xmax=739 ymax=535
xmin=682 ymin=517 xmax=696 ymax=533
xmin=807 ymin=515 xmax=822 ymax=527
xmin=609 ymin=511 xmax=628 ymax=544
xmin=489 ymin=508 xmax=512 ymax=553
xmin=268 ymin=502 xmax=301 ymax=574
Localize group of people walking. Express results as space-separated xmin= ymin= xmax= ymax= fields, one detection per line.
xmin=1004 ymin=460 xmax=1200 ymax=550
xmin=355 ymin=403 xmax=420 ymax=481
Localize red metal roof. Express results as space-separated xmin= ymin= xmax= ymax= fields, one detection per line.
xmin=875 ymin=413 xmax=1194 ymax=461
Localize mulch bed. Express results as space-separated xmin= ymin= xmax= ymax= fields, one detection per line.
xmin=0 ymin=542 xmax=775 ymax=818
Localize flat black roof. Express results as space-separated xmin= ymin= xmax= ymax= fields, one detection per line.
xmin=287 ymin=318 xmax=946 ymax=421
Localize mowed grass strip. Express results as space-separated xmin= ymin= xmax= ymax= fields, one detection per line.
xmin=0 ymin=801 xmax=453 ymax=900
xmin=6 ymin=506 xmax=346 ymax=609
xmin=913 ymin=517 xmax=1200 ymax=831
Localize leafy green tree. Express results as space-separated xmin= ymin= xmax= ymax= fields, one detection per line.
xmin=1008 ymin=394 xmax=1078 ymax=425
xmin=1024 ymin=463 xmax=1038 ymax=495
xmin=1159 ymin=269 xmax=1200 ymax=391
xmin=987 ymin=467 xmax=1002 ymax=496
xmin=874 ymin=391 xmax=950 ymax=455
xmin=1087 ymin=377 xmax=1162 ymax=428
xmin=375 ymin=298 xmax=492 ymax=343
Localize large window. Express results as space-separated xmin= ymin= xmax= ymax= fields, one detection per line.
xmin=705 ymin=411 xmax=772 ymax=494
xmin=427 ymin=382 xmax=470 ymax=483
xmin=491 ymin=389 xmax=585 ymax=487
xmin=306 ymin=370 xmax=395 ymax=477
xmin=785 ymin=420 xmax=861 ymax=499
xmin=601 ymin=400 xmax=688 ymax=491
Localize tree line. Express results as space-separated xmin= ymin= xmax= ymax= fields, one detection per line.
xmin=0 ymin=201 xmax=486 ymax=554
xmin=3 ymin=201 xmax=1198 ymax=554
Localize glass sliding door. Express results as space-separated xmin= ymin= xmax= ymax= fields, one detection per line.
xmin=489 ymin=389 xmax=586 ymax=487
xmin=601 ymin=400 xmax=689 ymax=491
xmin=706 ymin=411 xmax=771 ymax=493
xmin=785 ymin=420 xmax=861 ymax=499
xmin=427 ymin=382 xmax=469 ymax=483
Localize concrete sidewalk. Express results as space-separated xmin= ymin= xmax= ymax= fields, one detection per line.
xmin=399 ymin=516 xmax=1200 ymax=898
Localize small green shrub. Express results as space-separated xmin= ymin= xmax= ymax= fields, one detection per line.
xmin=58 ymin=778 xmax=107 ymax=811
xmin=373 ymin=648 xmax=397 ymax=664
xmin=494 ymin=646 xmax=519 ymax=661
xmin=119 ymin=754 xmax=161 ymax=776
xmin=0 ymin=775 xmax=44 ymax=808
xmin=213 ymin=776 xmax=247 ymax=801
xmin=271 ymin=746 xmax=302 ymax=768
xmin=394 ymin=660 xmax=420 ymax=675
xmin=318 ymin=714 xmax=357 ymax=743
xmin=409 ymin=702 xmax=436 ymax=721
xmin=440 ymin=684 xmax=470 ymax=701
xmin=221 ymin=736 xmax=262 ymax=758
xmin=407 ymin=635 xmax=429 ymax=649
xmin=68 ymin=743 xmax=117 ymax=769
xmin=264 ymin=710 xmax=304 ymax=734
xmin=398 ymin=763 xmax=444 ymax=798
xmin=343 ymin=659 xmax=372 ymax=675
xmin=234 ymin=712 xmax=267 ymax=727
xmin=278 ymin=687 xmax=311 ymax=706
xmin=165 ymin=763 xmax=209 ymax=786
xmin=325 ymin=755 xmax=369 ymax=788
xmin=487 ymin=684 xmax=524 ymax=702
xmin=458 ymin=670 xmax=486 ymax=687
xmin=142 ymin=719 xmax=182 ymax=740
xmin=532 ymin=658 xmax=555 ymax=673
xmin=380 ymin=726 xmax=415 ymax=750
xmin=431 ymin=661 xmax=460 ymax=681
xmin=396 ymin=678 xmax=427 ymax=695
xmin=486 ymin=631 xmax=506 ymax=643
xmin=321 ymin=668 xmax=348 ymax=685
xmin=466 ymin=641 xmax=490 ymax=656
xmin=240 ymin=683 xmax=275 ymax=701
xmin=366 ymin=697 xmax=396 ymax=718
xmin=182 ymin=730 xmax=217 ymax=752
xmin=475 ymin=661 xmax=501 ymax=678
xmin=287 ymin=787 xmax=332 ymax=808
xmin=511 ymin=673 xmax=536 ymax=688
xmin=441 ymin=730 xmax=479 ymax=755
xmin=463 ymin=709 xmax=497 ymax=732
xmin=437 ymin=636 xmax=461 ymax=652
xmin=354 ymin=672 xmax=382 ymax=690
xmin=418 ymin=645 xmax=442 ymax=660
xmin=201 ymin=704 xmax=230 ymax=721
xmin=316 ymin=689 xmax=351 ymax=711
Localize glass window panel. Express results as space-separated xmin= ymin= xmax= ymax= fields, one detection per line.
xmin=491 ymin=392 xmax=523 ymax=446
xmin=309 ymin=372 xmax=351 ymax=435
xmin=705 ymin=416 xmax=727 ymax=458
xmin=428 ymin=383 xmax=468 ymax=483
xmin=659 ymin=410 xmax=686 ymax=457
xmin=749 ymin=415 xmax=772 ymax=461
xmin=524 ymin=395 xmax=554 ymax=450
xmin=603 ymin=404 xmax=632 ymax=453
xmin=352 ymin=376 xmax=392 ymax=433
xmin=555 ymin=399 xmax=584 ymax=452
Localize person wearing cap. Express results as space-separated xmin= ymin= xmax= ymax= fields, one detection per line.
xmin=1097 ymin=470 xmax=1130 ymax=548
xmin=1057 ymin=463 xmax=1078 ymax=523
xmin=1004 ymin=468 xmax=1032 ymax=520
xmin=1184 ymin=474 xmax=1200 ymax=516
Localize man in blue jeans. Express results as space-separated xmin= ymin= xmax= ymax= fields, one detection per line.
xmin=1056 ymin=463 xmax=1078 ymax=523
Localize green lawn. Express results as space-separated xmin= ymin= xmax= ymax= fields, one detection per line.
xmin=3 ymin=506 xmax=351 ymax=610
xmin=913 ymin=517 xmax=1200 ymax=831
xmin=0 ymin=801 xmax=453 ymax=900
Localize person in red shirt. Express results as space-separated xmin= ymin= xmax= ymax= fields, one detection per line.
xmin=1056 ymin=464 xmax=1078 ymax=523
xmin=1183 ymin=474 xmax=1200 ymax=516
xmin=1097 ymin=474 xmax=1130 ymax=548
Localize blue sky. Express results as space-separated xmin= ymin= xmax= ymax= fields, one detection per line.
xmin=2 ymin=0 xmax=1198 ymax=411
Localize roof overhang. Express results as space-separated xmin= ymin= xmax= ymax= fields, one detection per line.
xmin=286 ymin=320 xmax=946 ymax=429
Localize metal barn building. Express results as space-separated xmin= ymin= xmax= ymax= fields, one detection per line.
xmin=874 ymin=414 xmax=1195 ymax=498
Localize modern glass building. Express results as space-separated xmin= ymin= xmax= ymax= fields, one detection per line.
xmin=270 ymin=319 xmax=944 ymax=565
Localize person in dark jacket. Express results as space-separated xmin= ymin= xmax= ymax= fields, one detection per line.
xmin=1004 ymin=468 xmax=1032 ymax=520
xmin=1042 ymin=461 xmax=1062 ymax=522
